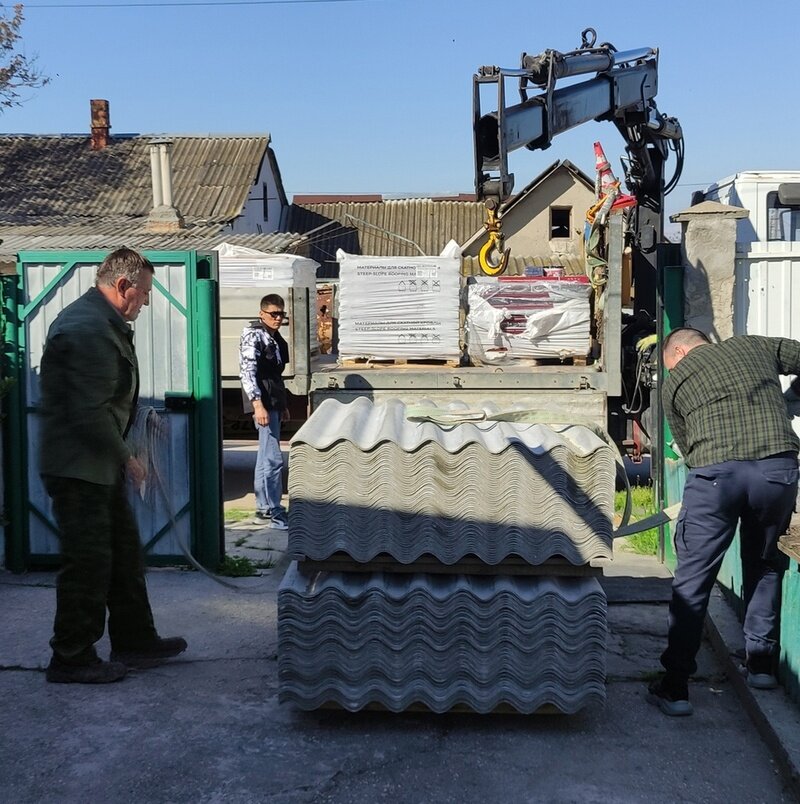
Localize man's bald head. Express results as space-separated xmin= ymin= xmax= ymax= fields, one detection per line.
xmin=663 ymin=328 xmax=711 ymax=370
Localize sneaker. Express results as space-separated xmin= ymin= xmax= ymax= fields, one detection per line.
xmin=647 ymin=675 xmax=693 ymax=716
xmin=254 ymin=511 xmax=270 ymax=521
xmin=110 ymin=636 xmax=188 ymax=669
xmin=745 ymin=654 xmax=778 ymax=690
xmin=269 ymin=517 xmax=288 ymax=531
xmin=46 ymin=655 xmax=127 ymax=684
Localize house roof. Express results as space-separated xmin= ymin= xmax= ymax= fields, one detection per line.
xmin=0 ymin=134 xmax=272 ymax=224
xmin=461 ymin=253 xmax=585 ymax=277
xmin=504 ymin=159 xmax=594 ymax=213
xmin=461 ymin=159 xmax=594 ymax=253
xmin=284 ymin=198 xmax=487 ymax=277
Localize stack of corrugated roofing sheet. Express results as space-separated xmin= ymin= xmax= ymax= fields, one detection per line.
xmin=288 ymin=397 xmax=614 ymax=565
xmin=278 ymin=398 xmax=614 ymax=714
xmin=279 ymin=564 xmax=607 ymax=713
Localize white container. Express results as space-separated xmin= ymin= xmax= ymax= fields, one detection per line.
xmin=216 ymin=243 xmax=321 ymax=385
xmin=703 ymin=171 xmax=800 ymax=244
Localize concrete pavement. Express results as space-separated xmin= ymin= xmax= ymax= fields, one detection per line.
xmin=1 ymin=534 xmax=797 ymax=803
xmin=1 ymin=442 xmax=798 ymax=802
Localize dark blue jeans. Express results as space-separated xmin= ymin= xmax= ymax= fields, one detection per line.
xmin=254 ymin=409 xmax=286 ymax=520
xmin=662 ymin=452 xmax=798 ymax=679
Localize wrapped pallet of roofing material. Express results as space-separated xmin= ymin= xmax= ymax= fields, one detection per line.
xmin=466 ymin=276 xmax=592 ymax=364
xmin=215 ymin=243 xmax=320 ymax=368
xmin=336 ymin=240 xmax=461 ymax=362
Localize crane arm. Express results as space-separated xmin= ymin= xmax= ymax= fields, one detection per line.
xmin=473 ymin=30 xmax=682 ymax=208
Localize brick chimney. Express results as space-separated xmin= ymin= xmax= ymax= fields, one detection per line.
xmin=90 ymin=99 xmax=110 ymax=151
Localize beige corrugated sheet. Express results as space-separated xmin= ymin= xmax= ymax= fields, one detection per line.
xmin=461 ymin=253 xmax=585 ymax=276
xmin=286 ymin=199 xmax=487 ymax=269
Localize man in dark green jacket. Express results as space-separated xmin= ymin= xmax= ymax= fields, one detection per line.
xmin=40 ymin=247 xmax=186 ymax=684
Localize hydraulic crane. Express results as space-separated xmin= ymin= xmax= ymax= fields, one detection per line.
xmin=473 ymin=27 xmax=683 ymax=320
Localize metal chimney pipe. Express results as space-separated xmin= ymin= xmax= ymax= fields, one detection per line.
xmin=149 ymin=142 xmax=164 ymax=208
xmin=159 ymin=141 xmax=174 ymax=208
xmin=90 ymin=99 xmax=110 ymax=150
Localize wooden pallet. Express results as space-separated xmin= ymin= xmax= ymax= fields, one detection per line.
xmin=297 ymin=553 xmax=602 ymax=577
xmin=339 ymin=357 xmax=461 ymax=369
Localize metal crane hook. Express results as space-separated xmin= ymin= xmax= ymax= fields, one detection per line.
xmin=478 ymin=202 xmax=510 ymax=276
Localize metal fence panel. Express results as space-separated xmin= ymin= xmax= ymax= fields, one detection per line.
xmin=4 ymin=251 xmax=221 ymax=569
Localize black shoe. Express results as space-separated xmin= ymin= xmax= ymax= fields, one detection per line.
xmin=647 ymin=675 xmax=693 ymax=716
xmin=110 ymin=636 xmax=188 ymax=669
xmin=46 ymin=655 xmax=127 ymax=684
xmin=745 ymin=654 xmax=778 ymax=690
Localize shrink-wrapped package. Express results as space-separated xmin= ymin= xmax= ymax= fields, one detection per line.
xmin=467 ymin=276 xmax=592 ymax=363
xmin=336 ymin=241 xmax=461 ymax=361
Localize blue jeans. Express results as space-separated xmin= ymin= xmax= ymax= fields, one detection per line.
xmin=254 ymin=410 xmax=285 ymax=520
xmin=662 ymin=452 xmax=798 ymax=679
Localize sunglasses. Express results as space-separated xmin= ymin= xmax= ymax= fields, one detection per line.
xmin=261 ymin=310 xmax=285 ymax=319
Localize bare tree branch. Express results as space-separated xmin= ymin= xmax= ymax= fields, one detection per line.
xmin=0 ymin=4 xmax=49 ymax=109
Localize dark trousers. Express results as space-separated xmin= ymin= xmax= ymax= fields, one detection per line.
xmin=44 ymin=475 xmax=158 ymax=663
xmin=662 ymin=453 xmax=798 ymax=679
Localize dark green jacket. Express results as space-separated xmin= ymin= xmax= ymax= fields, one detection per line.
xmin=39 ymin=287 xmax=138 ymax=485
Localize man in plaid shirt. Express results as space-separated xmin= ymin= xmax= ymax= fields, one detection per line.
xmin=649 ymin=327 xmax=800 ymax=716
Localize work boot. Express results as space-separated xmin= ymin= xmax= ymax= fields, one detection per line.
xmin=46 ymin=655 xmax=127 ymax=684
xmin=745 ymin=654 xmax=778 ymax=690
xmin=110 ymin=636 xmax=188 ymax=669
xmin=647 ymin=674 xmax=693 ymax=716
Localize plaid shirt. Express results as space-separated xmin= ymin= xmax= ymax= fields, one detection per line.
xmin=663 ymin=335 xmax=800 ymax=468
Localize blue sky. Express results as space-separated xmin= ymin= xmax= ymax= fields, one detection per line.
xmin=3 ymin=0 xmax=799 ymax=221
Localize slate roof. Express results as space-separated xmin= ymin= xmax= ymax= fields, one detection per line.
xmin=0 ymin=134 xmax=274 ymax=224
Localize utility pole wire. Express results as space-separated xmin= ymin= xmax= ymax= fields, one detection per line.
xmin=25 ymin=0 xmax=377 ymax=9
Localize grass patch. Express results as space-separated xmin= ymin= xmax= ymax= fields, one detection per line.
xmin=616 ymin=485 xmax=659 ymax=555
xmin=224 ymin=509 xmax=254 ymax=524
xmin=217 ymin=555 xmax=260 ymax=577
xmin=233 ymin=536 xmax=248 ymax=548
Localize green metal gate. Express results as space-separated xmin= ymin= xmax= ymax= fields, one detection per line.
xmin=2 ymin=250 xmax=222 ymax=571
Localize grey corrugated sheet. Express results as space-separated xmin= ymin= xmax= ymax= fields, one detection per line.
xmin=292 ymin=397 xmax=609 ymax=457
xmin=0 ymin=221 xmax=307 ymax=259
xmin=287 ymin=398 xmax=615 ymax=565
xmin=278 ymin=562 xmax=607 ymax=713
xmin=285 ymin=199 xmax=487 ymax=277
xmin=0 ymin=134 xmax=268 ymax=223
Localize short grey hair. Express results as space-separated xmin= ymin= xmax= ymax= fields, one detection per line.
xmin=662 ymin=327 xmax=710 ymax=354
xmin=95 ymin=247 xmax=154 ymax=288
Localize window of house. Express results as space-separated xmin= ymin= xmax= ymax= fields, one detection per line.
xmin=262 ymin=183 xmax=269 ymax=222
xmin=766 ymin=191 xmax=800 ymax=242
xmin=550 ymin=207 xmax=571 ymax=239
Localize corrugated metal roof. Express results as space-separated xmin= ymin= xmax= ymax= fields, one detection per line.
xmin=285 ymin=199 xmax=487 ymax=277
xmin=462 ymin=253 xmax=585 ymax=276
xmin=0 ymin=134 xmax=269 ymax=223
xmin=0 ymin=219 xmax=306 ymax=260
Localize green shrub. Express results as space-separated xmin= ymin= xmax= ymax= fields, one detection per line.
xmin=615 ymin=485 xmax=659 ymax=555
